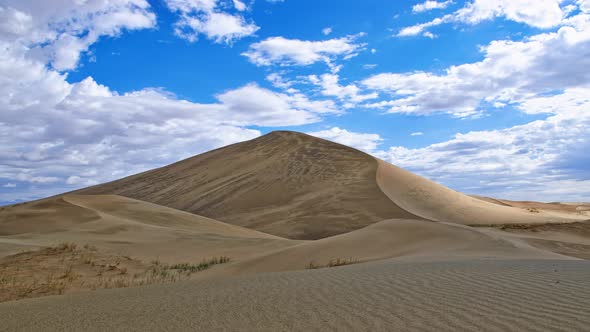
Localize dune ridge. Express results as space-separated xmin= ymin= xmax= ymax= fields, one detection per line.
xmin=375 ymin=159 xmax=585 ymax=225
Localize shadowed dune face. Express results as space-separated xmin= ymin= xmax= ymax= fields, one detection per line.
xmin=79 ymin=131 xmax=419 ymax=239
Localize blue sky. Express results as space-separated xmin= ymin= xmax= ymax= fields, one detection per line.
xmin=1 ymin=0 xmax=589 ymax=204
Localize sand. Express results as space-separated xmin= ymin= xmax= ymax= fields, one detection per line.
xmin=1 ymin=259 xmax=589 ymax=332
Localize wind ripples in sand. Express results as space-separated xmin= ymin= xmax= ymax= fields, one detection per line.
xmin=2 ymin=259 xmax=589 ymax=332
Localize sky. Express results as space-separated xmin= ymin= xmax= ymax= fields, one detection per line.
xmin=0 ymin=0 xmax=589 ymax=205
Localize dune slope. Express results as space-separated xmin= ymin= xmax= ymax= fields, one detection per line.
xmin=375 ymin=160 xmax=585 ymax=225
xmin=79 ymin=131 xmax=419 ymax=239
xmin=0 ymin=195 xmax=297 ymax=262
xmin=206 ymin=218 xmax=570 ymax=277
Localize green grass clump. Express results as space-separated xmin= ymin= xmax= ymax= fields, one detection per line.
xmin=306 ymin=257 xmax=360 ymax=270
xmin=170 ymin=256 xmax=231 ymax=274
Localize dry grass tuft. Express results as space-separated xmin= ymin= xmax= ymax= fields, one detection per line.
xmin=306 ymin=257 xmax=360 ymax=270
xmin=0 ymin=243 xmax=232 ymax=303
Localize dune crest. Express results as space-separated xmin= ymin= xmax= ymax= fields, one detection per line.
xmin=375 ymin=159 xmax=585 ymax=225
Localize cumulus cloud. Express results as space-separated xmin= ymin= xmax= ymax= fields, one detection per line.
xmin=413 ymin=1 xmax=453 ymax=13
xmin=0 ymin=61 xmax=338 ymax=201
xmin=0 ymin=2 xmax=341 ymax=203
xmin=0 ymin=0 xmax=156 ymax=70
xmin=308 ymin=73 xmax=378 ymax=105
xmin=166 ymin=0 xmax=259 ymax=43
xmin=242 ymin=34 xmax=366 ymax=70
xmin=307 ymin=127 xmax=383 ymax=153
xmin=365 ymin=13 xmax=590 ymax=117
xmin=399 ymin=0 xmax=565 ymax=37
xmin=381 ymin=88 xmax=590 ymax=201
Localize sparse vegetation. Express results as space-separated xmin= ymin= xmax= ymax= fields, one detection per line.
xmin=306 ymin=257 xmax=360 ymax=270
xmin=169 ymin=256 xmax=231 ymax=273
xmin=55 ymin=242 xmax=78 ymax=252
xmin=0 ymin=243 xmax=232 ymax=303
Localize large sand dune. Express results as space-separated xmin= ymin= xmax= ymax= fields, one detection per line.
xmin=78 ymin=131 xmax=420 ymax=239
xmin=75 ymin=131 xmax=584 ymax=241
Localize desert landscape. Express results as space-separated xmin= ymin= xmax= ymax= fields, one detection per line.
xmin=1 ymin=131 xmax=589 ymax=331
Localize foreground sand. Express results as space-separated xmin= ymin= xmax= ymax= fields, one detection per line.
xmin=2 ymin=259 xmax=589 ymax=331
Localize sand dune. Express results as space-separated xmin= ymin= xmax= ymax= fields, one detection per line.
xmin=212 ymin=219 xmax=569 ymax=277
xmin=74 ymin=131 xmax=585 ymax=241
xmin=0 ymin=194 xmax=297 ymax=262
xmin=375 ymin=159 xmax=586 ymax=225
xmin=2 ymin=259 xmax=589 ymax=332
xmin=473 ymin=195 xmax=590 ymax=216
xmin=78 ymin=131 xmax=419 ymax=239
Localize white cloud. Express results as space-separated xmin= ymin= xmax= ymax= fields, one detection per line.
xmin=232 ymin=0 xmax=247 ymax=11
xmin=366 ymin=13 xmax=590 ymax=117
xmin=381 ymin=88 xmax=590 ymax=201
xmin=308 ymin=127 xmax=383 ymax=152
xmin=455 ymin=0 xmax=565 ymax=28
xmin=242 ymin=34 xmax=365 ymax=70
xmin=410 ymin=132 xmax=424 ymax=136
xmin=413 ymin=1 xmax=453 ymax=13
xmin=3 ymin=183 xmax=16 ymax=188
xmin=166 ymin=0 xmax=259 ymax=43
xmin=216 ymin=83 xmax=339 ymax=126
xmin=397 ymin=15 xmax=452 ymax=37
xmin=0 ymin=64 xmax=339 ymax=200
xmin=399 ymin=0 xmax=565 ymax=37
xmin=322 ymin=27 xmax=333 ymax=35
xmin=0 ymin=0 xmax=156 ymax=70
xmin=423 ymin=31 xmax=437 ymax=38
xmin=308 ymin=73 xmax=378 ymax=104
xmin=0 ymin=31 xmax=341 ymax=203
xmin=266 ymin=72 xmax=294 ymax=89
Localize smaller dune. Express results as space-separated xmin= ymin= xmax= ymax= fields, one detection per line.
xmin=0 ymin=195 xmax=298 ymax=262
xmin=211 ymin=218 xmax=570 ymax=277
